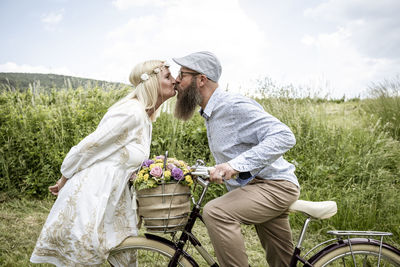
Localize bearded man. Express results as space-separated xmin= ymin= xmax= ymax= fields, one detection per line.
xmin=172 ymin=51 xmax=300 ymax=267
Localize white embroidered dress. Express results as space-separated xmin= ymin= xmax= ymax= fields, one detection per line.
xmin=31 ymin=99 xmax=151 ymax=266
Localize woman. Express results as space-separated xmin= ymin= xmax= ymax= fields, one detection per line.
xmin=30 ymin=60 xmax=176 ymax=266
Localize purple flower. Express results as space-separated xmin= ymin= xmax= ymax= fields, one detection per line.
xmin=167 ymin=163 xmax=176 ymax=171
xmin=171 ymin=167 xmax=184 ymax=180
xmin=142 ymin=159 xmax=154 ymax=167
xmin=156 ymin=155 xmax=165 ymax=160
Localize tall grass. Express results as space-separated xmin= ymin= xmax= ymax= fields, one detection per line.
xmin=0 ymin=81 xmax=399 ymax=264
xmin=256 ymin=96 xmax=400 ymax=240
xmin=362 ymin=77 xmax=400 ymax=140
xmin=0 ymin=86 xmax=130 ymax=198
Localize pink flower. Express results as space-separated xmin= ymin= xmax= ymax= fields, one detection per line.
xmin=150 ymin=166 xmax=163 ymax=177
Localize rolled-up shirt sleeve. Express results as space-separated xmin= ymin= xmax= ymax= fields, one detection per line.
xmin=227 ymin=100 xmax=296 ymax=173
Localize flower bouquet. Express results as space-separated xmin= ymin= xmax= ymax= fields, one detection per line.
xmin=133 ymin=154 xmax=193 ymax=232
xmin=134 ymin=155 xmax=193 ymax=191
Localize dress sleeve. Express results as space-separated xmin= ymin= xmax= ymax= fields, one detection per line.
xmin=227 ymin=99 xmax=296 ymax=173
xmin=60 ymin=102 xmax=146 ymax=178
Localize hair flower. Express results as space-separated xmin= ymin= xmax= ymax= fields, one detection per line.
xmin=140 ymin=73 xmax=149 ymax=81
xmin=153 ymin=67 xmax=160 ymax=74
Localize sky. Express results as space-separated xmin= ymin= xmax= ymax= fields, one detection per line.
xmin=1 ymin=0 xmax=399 ymax=99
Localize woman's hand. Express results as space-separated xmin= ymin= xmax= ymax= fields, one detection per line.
xmin=49 ymin=176 xmax=68 ymax=196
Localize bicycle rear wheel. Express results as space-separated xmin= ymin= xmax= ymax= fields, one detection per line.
xmin=310 ymin=243 xmax=400 ymax=267
xmin=108 ymin=236 xmax=195 ymax=267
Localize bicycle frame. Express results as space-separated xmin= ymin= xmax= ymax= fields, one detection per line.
xmin=132 ymin=162 xmax=400 ymax=267
xmin=289 ymin=217 xmax=314 ymax=266
xmin=168 ymin=175 xmax=219 ymax=267
xmin=137 ymin=174 xmax=218 ymax=267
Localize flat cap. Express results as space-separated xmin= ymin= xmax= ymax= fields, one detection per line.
xmin=173 ymin=51 xmax=222 ymax=82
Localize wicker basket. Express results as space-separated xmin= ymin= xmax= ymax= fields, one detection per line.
xmin=137 ymin=182 xmax=191 ymax=233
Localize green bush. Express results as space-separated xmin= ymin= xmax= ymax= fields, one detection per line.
xmin=258 ymin=97 xmax=400 ymax=241
xmin=0 ymin=86 xmax=129 ymax=198
xmin=1 ymin=84 xmax=399 ymax=246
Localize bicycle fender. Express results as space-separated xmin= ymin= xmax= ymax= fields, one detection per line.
xmin=144 ymin=233 xmax=199 ymax=267
xmin=308 ymin=237 xmax=400 ymax=263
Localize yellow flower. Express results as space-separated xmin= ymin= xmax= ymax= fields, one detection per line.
xmin=164 ymin=170 xmax=171 ymax=179
xmin=155 ymin=159 xmax=163 ymax=163
xmin=149 ymin=164 xmax=156 ymax=169
xmin=185 ymin=175 xmax=193 ymax=186
xmin=134 ymin=175 xmax=143 ymax=184
xmin=143 ymin=174 xmax=149 ymax=181
xmin=156 ymin=162 xmax=163 ymax=168
xmin=147 ymin=179 xmax=156 ymax=187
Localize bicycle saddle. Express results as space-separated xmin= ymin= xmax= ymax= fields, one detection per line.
xmin=289 ymin=200 xmax=337 ymax=219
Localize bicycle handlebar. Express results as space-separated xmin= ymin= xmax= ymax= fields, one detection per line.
xmin=190 ymin=166 xmax=214 ymax=178
xmin=189 ymin=160 xmax=215 ymax=188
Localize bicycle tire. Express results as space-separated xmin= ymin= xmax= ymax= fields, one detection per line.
xmin=310 ymin=242 xmax=400 ymax=266
xmin=107 ymin=236 xmax=195 ymax=267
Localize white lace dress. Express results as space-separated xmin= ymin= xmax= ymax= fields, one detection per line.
xmin=31 ymin=99 xmax=152 ymax=266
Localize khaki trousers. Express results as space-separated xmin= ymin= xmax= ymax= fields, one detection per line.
xmin=202 ymin=179 xmax=300 ymax=267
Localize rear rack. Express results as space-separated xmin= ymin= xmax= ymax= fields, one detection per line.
xmin=328 ymin=230 xmax=393 ymax=237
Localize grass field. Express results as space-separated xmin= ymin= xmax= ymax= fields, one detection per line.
xmin=0 ymin=196 xmax=364 ymax=267
xmin=0 ymin=198 xmax=269 ymax=266
xmin=1 ymin=82 xmax=399 ymax=266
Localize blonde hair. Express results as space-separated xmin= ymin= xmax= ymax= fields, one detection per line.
xmin=110 ymin=60 xmax=167 ymax=121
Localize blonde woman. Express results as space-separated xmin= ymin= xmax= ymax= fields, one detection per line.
xmin=31 ymin=60 xmax=176 ymax=266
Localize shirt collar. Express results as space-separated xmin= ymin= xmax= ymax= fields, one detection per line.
xmin=199 ymin=87 xmax=222 ymax=119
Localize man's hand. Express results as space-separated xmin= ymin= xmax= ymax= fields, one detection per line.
xmin=49 ymin=176 xmax=68 ymax=196
xmin=209 ymin=163 xmax=239 ymax=184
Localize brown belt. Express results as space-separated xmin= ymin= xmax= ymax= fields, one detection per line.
xmin=248 ymin=176 xmax=265 ymax=184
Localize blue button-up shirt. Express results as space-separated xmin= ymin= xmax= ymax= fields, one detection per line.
xmin=200 ymin=88 xmax=299 ymax=191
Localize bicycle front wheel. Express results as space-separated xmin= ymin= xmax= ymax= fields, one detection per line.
xmin=108 ymin=236 xmax=195 ymax=267
xmin=310 ymin=242 xmax=400 ymax=267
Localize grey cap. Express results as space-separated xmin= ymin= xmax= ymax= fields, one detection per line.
xmin=172 ymin=51 xmax=222 ymax=82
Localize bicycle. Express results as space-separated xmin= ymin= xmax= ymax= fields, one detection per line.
xmin=108 ymin=160 xmax=400 ymax=266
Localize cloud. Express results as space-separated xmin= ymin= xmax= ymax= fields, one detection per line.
xmin=301 ymin=27 xmax=399 ymax=96
xmin=0 ymin=62 xmax=74 ymax=76
xmin=111 ymin=0 xmax=171 ymax=9
xmin=304 ymin=0 xmax=400 ymax=60
xmin=104 ymin=0 xmax=269 ymax=91
xmin=295 ymin=0 xmax=400 ymax=97
xmin=41 ymin=10 xmax=64 ymax=31
xmin=104 ymin=0 xmax=400 ymax=98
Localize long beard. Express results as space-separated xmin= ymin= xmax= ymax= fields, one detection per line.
xmin=174 ymin=78 xmax=202 ymax=121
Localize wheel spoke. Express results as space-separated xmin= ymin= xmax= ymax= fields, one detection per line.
xmin=109 ymin=246 xmax=190 ymax=266
xmin=311 ymin=243 xmax=400 ymax=267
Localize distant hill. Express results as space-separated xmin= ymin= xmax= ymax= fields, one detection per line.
xmin=0 ymin=72 xmax=127 ymax=91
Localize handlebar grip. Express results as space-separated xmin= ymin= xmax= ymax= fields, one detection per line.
xmin=191 ymin=166 xmax=214 ymax=178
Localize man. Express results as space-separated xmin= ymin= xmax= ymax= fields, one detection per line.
xmin=173 ymin=51 xmax=300 ymax=267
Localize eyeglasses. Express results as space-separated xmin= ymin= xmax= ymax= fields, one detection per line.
xmin=177 ymin=71 xmax=200 ymax=80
